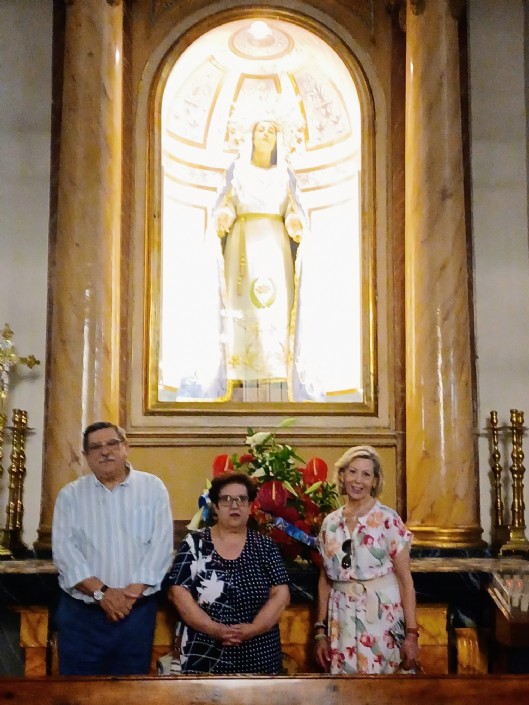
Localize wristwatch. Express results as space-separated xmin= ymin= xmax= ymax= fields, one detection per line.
xmin=93 ymin=584 xmax=108 ymax=602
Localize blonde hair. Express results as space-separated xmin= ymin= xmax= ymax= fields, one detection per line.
xmin=334 ymin=445 xmax=383 ymax=498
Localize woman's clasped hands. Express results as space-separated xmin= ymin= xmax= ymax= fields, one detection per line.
xmin=215 ymin=622 xmax=257 ymax=646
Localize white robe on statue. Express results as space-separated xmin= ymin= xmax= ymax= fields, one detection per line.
xmin=215 ymin=159 xmax=303 ymax=383
xmin=170 ymin=149 xmax=332 ymax=402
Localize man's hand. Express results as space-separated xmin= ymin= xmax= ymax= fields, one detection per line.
xmin=99 ymin=587 xmax=137 ymax=622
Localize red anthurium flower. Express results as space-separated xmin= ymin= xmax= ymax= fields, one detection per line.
xmin=238 ymin=453 xmax=255 ymax=465
xmin=274 ymin=505 xmax=300 ymax=523
xmin=257 ymin=480 xmax=288 ymax=513
xmin=303 ymin=457 xmax=328 ymax=485
xmin=212 ymin=454 xmax=234 ymax=476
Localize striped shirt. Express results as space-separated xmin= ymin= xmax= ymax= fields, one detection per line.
xmin=52 ymin=465 xmax=174 ymax=603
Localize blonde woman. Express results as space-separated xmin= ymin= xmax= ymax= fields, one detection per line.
xmin=315 ymin=446 xmax=418 ymax=674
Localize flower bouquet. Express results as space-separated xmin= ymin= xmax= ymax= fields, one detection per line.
xmin=191 ymin=419 xmax=340 ymax=567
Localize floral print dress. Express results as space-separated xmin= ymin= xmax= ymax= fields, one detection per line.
xmin=318 ymin=502 xmax=413 ymax=674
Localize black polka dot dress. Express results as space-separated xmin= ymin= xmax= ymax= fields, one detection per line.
xmin=167 ymin=528 xmax=289 ymax=674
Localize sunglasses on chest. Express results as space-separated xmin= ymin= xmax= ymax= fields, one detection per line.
xmin=341 ymin=539 xmax=352 ymax=569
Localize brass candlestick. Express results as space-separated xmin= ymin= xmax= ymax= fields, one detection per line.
xmin=489 ymin=410 xmax=509 ymax=550
xmin=0 ymin=412 xmax=10 ymax=558
xmin=0 ymin=409 xmax=30 ymax=558
xmin=0 ymin=325 xmax=40 ymax=559
xmin=0 ymin=411 xmax=5 ymax=476
xmin=501 ymin=409 xmax=529 ymax=555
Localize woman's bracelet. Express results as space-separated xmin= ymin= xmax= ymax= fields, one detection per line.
xmin=405 ymin=628 xmax=419 ymax=637
xmin=314 ymin=632 xmax=328 ymax=641
xmin=313 ymin=621 xmax=327 ymax=632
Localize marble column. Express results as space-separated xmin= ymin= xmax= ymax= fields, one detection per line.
xmin=404 ymin=0 xmax=483 ymax=547
xmin=35 ymin=0 xmax=123 ymax=551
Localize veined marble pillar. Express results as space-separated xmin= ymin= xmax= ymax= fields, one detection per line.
xmin=404 ymin=0 xmax=483 ymax=547
xmin=35 ymin=0 xmax=123 ymax=551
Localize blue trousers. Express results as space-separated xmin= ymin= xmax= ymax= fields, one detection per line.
xmin=55 ymin=592 xmax=158 ymax=676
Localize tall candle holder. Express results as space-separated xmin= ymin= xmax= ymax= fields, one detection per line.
xmin=0 ymin=410 xmax=5 ymax=476
xmin=0 ymin=412 xmax=10 ymax=559
xmin=0 ymin=409 xmax=30 ymax=557
xmin=489 ymin=410 xmax=509 ymax=551
xmin=0 ymin=324 xmax=40 ymax=559
xmin=500 ymin=409 xmax=529 ymax=555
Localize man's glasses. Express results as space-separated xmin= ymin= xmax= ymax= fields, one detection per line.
xmin=218 ymin=494 xmax=250 ymax=507
xmin=341 ymin=539 xmax=352 ymax=569
xmin=86 ymin=438 xmax=123 ymax=453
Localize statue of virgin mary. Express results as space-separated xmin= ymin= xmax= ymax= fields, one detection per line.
xmin=172 ymin=116 xmax=326 ymax=402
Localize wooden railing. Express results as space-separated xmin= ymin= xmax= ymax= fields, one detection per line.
xmin=1 ymin=674 xmax=529 ymax=705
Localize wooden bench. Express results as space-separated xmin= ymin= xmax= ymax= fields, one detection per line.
xmin=1 ymin=674 xmax=529 ymax=705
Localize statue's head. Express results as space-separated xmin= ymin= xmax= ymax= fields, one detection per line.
xmin=251 ymin=120 xmax=278 ymax=165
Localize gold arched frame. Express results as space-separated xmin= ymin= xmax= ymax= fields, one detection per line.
xmin=127 ymin=5 xmax=395 ymax=444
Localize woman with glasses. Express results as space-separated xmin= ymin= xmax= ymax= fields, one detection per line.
xmin=314 ymin=446 xmax=418 ymax=674
xmin=166 ymin=472 xmax=290 ymax=673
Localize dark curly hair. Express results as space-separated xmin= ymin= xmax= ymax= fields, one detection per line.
xmin=209 ymin=472 xmax=258 ymax=505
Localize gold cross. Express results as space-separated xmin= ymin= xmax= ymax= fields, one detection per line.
xmin=0 ymin=324 xmax=40 ymax=415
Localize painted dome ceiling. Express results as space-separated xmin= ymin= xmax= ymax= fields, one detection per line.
xmin=161 ymin=17 xmax=362 ymax=182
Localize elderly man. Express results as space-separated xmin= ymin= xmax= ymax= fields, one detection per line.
xmin=52 ymin=421 xmax=174 ymax=676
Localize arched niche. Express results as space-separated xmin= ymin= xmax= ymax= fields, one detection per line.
xmin=126 ymin=4 xmax=402 ymax=451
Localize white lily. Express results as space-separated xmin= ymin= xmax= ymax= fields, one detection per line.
xmin=246 ymin=431 xmax=271 ymax=447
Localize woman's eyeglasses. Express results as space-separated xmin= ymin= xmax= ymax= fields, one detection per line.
xmin=218 ymin=495 xmax=250 ymax=507
xmin=341 ymin=539 xmax=352 ymax=569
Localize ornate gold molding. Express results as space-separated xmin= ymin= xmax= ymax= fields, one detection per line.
xmin=409 ymin=526 xmax=486 ymax=549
